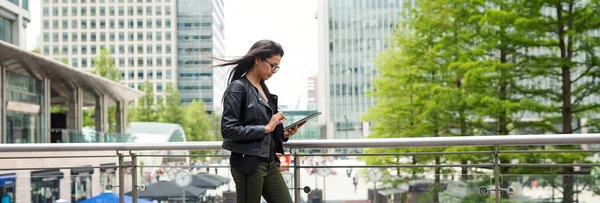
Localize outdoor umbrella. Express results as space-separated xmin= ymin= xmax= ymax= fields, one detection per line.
xmin=125 ymin=181 xmax=207 ymax=201
xmin=192 ymin=173 xmax=229 ymax=188
xmin=77 ymin=191 xmax=152 ymax=203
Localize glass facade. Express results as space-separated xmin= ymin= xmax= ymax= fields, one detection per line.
xmin=327 ymin=0 xmax=404 ymax=139
xmin=0 ymin=17 xmax=13 ymax=44
xmin=5 ymin=72 xmax=45 ymax=143
xmin=176 ymin=0 xmax=224 ymax=113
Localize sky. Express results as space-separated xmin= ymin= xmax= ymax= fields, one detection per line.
xmin=26 ymin=0 xmax=319 ymax=110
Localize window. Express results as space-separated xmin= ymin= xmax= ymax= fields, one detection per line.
xmin=91 ymin=45 xmax=97 ymax=54
xmin=72 ymin=58 xmax=78 ymax=67
xmin=119 ymin=58 xmax=125 ymax=67
xmin=91 ymin=7 xmax=96 ymax=16
xmin=137 ymin=57 xmax=143 ymax=67
xmin=52 ymin=46 xmax=58 ymax=54
xmin=157 ymin=70 xmax=162 ymax=78
xmin=82 ymin=58 xmax=87 ymax=67
xmin=43 ymin=7 xmax=49 ymax=16
xmin=146 ymin=19 xmax=152 ymax=28
xmin=165 ymin=19 xmax=171 ymax=28
xmin=166 ymin=32 xmax=171 ymax=41
xmin=156 ymin=58 xmax=162 ymax=67
xmin=100 ymin=7 xmax=105 ymax=16
xmin=53 ymin=20 xmax=58 ymax=29
xmin=156 ymin=44 xmax=162 ymax=53
xmin=62 ymin=46 xmax=68 ymax=54
xmin=53 ymin=7 xmax=58 ymax=16
xmin=82 ymin=46 xmax=87 ymax=54
xmin=43 ymin=46 xmax=49 ymax=54
xmin=62 ymin=20 xmax=68 ymax=29
xmin=128 ymin=32 xmax=134 ymax=41
xmin=147 ymin=45 xmax=152 ymax=54
xmin=119 ymin=20 xmax=124 ymax=29
xmin=128 ymin=19 xmax=134 ymax=28
xmin=166 ymin=45 xmax=171 ymax=53
xmin=128 ymin=57 xmax=134 ymax=67
xmin=71 ymin=20 xmax=77 ymax=29
xmin=109 ymin=20 xmax=115 ymax=29
xmin=128 ymin=6 xmax=133 ymax=16
xmin=137 ymin=19 xmax=143 ymax=28
xmin=62 ymin=33 xmax=68 ymax=41
xmin=81 ymin=20 xmax=87 ymax=29
xmin=157 ymin=83 xmax=163 ymax=92
xmin=156 ymin=19 xmax=162 ymax=28
xmin=81 ymin=33 xmax=87 ymax=42
xmin=81 ymin=7 xmax=86 ymax=16
xmin=118 ymin=6 xmax=124 ymax=16
xmin=147 ymin=58 xmax=153 ymax=67
xmin=155 ymin=6 xmax=161 ymax=15
xmin=128 ymin=45 xmax=134 ymax=53
xmin=137 ymin=32 xmax=143 ymax=41
xmin=109 ymin=32 xmax=115 ymax=41
xmin=166 ymin=57 xmax=171 ymax=66
xmin=72 ymin=33 xmax=78 ymax=41
xmin=165 ymin=6 xmax=171 ymax=15
xmin=137 ymin=45 xmax=143 ymax=54
xmin=43 ymin=20 xmax=49 ymax=29
xmin=100 ymin=20 xmax=105 ymax=28
xmin=43 ymin=33 xmax=49 ymax=42
xmin=156 ymin=32 xmax=162 ymax=40
xmin=62 ymin=7 xmax=68 ymax=16
xmin=91 ymin=33 xmax=96 ymax=41
xmin=100 ymin=32 xmax=105 ymax=41
xmin=119 ymin=32 xmax=124 ymax=41
xmin=91 ymin=20 xmax=96 ymax=29
xmin=72 ymin=46 xmax=78 ymax=54
xmin=166 ymin=70 xmax=172 ymax=79
xmin=137 ymin=6 xmax=143 ymax=15
xmin=109 ymin=7 xmax=115 ymax=16
xmin=119 ymin=45 xmax=124 ymax=54
xmin=52 ymin=33 xmax=58 ymax=42
xmin=146 ymin=6 xmax=152 ymax=15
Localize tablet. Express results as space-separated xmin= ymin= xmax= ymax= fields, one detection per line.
xmin=284 ymin=112 xmax=322 ymax=131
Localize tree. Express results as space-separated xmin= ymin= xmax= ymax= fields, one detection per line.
xmin=85 ymin=48 xmax=122 ymax=131
xmin=159 ymin=83 xmax=184 ymax=124
xmin=134 ymin=81 xmax=159 ymax=122
xmin=182 ymin=100 xmax=213 ymax=157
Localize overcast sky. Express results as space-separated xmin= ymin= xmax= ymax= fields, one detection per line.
xmin=26 ymin=0 xmax=319 ymax=110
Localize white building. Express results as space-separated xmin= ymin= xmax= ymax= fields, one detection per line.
xmin=39 ymin=0 xmax=178 ymax=103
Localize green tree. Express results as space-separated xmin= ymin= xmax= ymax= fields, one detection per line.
xmin=159 ymin=83 xmax=184 ymax=124
xmin=134 ymin=81 xmax=159 ymax=122
xmin=85 ymin=48 xmax=122 ymax=131
xmin=182 ymin=100 xmax=213 ymax=157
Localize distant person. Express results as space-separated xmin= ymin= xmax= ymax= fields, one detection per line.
xmin=218 ymin=40 xmax=306 ymax=203
xmin=353 ymin=175 xmax=359 ymax=194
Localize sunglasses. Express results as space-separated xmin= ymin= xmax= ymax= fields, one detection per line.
xmin=263 ymin=58 xmax=280 ymax=72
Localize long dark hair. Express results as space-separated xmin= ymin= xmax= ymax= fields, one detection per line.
xmin=214 ymin=40 xmax=284 ymax=85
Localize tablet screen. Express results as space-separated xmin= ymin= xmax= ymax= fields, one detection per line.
xmin=284 ymin=112 xmax=322 ymax=130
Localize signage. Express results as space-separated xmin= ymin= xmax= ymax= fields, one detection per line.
xmin=6 ymin=101 xmax=41 ymax=114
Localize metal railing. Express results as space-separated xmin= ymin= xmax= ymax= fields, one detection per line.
xmin=3 ymin=133 xmax=600 ymax=203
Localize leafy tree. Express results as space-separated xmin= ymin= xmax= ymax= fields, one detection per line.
xmin=134 ymin=81 xmax=159 ymax=122
xmin=159 ymin=83 xmax=184 ymax=124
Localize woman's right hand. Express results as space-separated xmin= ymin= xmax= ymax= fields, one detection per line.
xmin=265 ymin=112 xmax=286 ymax=133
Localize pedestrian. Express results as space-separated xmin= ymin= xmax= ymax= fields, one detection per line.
xmin=353 ymin=175 xmax=358 ymax=194
xmin=217 ymin=40 xmax=306 ymax=203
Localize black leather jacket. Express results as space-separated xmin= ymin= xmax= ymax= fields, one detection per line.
xmin=221 ymin=77 xmax=287 ymax=158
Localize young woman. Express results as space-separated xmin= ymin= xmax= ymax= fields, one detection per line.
xmin=217 ymin=40 xmax=305 ymax=203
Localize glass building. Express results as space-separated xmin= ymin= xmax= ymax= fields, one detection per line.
xmin=317 ymin=0 xmax=406 ymax=140
xmin=176 ymin=0 xmax=224 ymax=113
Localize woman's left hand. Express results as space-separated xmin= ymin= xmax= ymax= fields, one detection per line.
xmin=284 ymin=121 xmax=306 ymax=138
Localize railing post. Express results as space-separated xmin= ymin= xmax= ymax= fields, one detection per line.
xmin=493 ymin=145 xmax=500 ymax=203
xmin=293 ymin=151 xmax=301 ymax=203
xmin=118 ymin=152 xmax=125 ymax=203
xmin=130 ymin=151 xmax=138 ymax=203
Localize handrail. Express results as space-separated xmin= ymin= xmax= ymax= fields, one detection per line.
xmin=0 ymin=133 xmax=599 ymax=152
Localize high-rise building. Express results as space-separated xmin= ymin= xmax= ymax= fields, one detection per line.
xmin=39 ymin=0 xmax=178 ymax=102
xmin=317 ymin=0 xmax=405 ymax=140
xmin=1 ymin=0 xmax=31 ymax=48
xmin=176 ymin=0 xmax=224 ymax=112
xmin=307 ymin=76 xmax=317 ymax=110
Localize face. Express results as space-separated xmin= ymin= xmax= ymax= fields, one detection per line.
xmin=254 ymin=54 xmax=281 ymax=80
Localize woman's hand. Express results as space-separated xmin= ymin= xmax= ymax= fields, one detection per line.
xmin=265 ymin=112 xmax=286 ymax=133
xmin=284 ymin=121 xmax=306 ymax=138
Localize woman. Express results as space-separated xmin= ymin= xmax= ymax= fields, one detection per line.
xmin=217 ymin=40 xmax=305 ymax=203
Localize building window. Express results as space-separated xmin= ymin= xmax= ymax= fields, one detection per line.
xmin=100 ymin=20 xmax=105 ymax=28
xmin=146 ymin=6 xmax=152 ymax=15
xmin=166 ymin=57 xmax=171 ymax=66
xmin=62 ymin=20 xmax=68 ymax=29
xmin=81 ymin=7 xmax=86 ymax=16
xmin=137 ymin=45 xmax=143 ymax=54
xmin=157 ymin=83 xmax=162 ymax=92
xmin=53 ymin=7 xmax=59 ymax=16
xmin=30 ymin=170 xmax=61 ymax=202
xmin=62 ymin=7 xmax=68 ymax=16
xmin=52 ymin=33 xmax=59 ymax=42
xmin=43 ymin=46 xmax=49 ymax=54
xmin=146 ymin=32 xmax=152 ymax=40
xmin=128 ymin=32 xmax=134 ymax=41
xmin=137 ymin=57 xmax=143 ymax=67
xmin=118 ymin=45 xmax=124 ymax=54
xmin=52 ymin=20 xmax=58 ymax=29
xmin=119 ymin=32 xmax=124 ymax=41
xmin=137 ymin=68 xmax=143 ymax=78
xmin=166 ymin=70 xmax=172 ymax=79
xmin=166 ymin=45 xmax=171 ymax=53
xmin=109 ymin=32 xmax=115 ymax=41
xmin=128 ymin=19 xmax=134 ymax=28
xmin=128 ymin=45 xmax=134 ymax=54
xmin=62 ymin=33 xmax=68 ymax=42
xmin=146 ymin=45 xmax=152 ymax=54
xmin=165 ymin=6 xmax=170 ymax=15
xmin=91 ymin=20 xmax=96 ymax=29
xmin=146 ymin=19 xmax=152 ymax=29
xmin=109 ymin=7 xmax=115 ymax=16
xmin=81 ymin=20 xmax=87 ymax=29
xmin=156 ymin=70 xmax=162 ymax=79
xmin=71 ymin=20 xmax=77 ymax=29
xmin=100 ymin=32 xmax=105 ymax=41
xmin=72 ymin=58 xmax=78 ymax=67
xmin=147 ymin=58 xmax=153 ymax=67
xmin=100 ymin=7 xmax=105 ymax=16
xmin=81 ymin=46 xmax=87 ymax=54
xmin=118 ymin=7 xmax=124 ymax=16
xmin=156 ymin=32 xmax=162 ymax=41
xmin=156 ymin=44 xmax=162 ymax=53
xmin=81 ymin=33 xmax=87 ymax=42
xmin=165 ymin=19 xmax=171 ymax=28
xmin=119 ymin=58 xmax=125 ymax=67
xmin=156 ymin=19 xmax=162 ymax=28
xmin=155 ymin=6 xmax=161 ymax=15
xmin=137 ymin=19 xmax=143 ymax=29
xmin=127 ymin=6 xmax=133 ymax=16
xmin=137 ymin=6 xmax=143 ymax=15
xmin=90 ymin=7 xmax=96 ymax=16
xmin=109 ymin=20 xmax=115 ymax=29
xmin=166 ymin=32 xmax=171 ymax=41
xmin=119 ymin=20 xmax=124 ymax=29
xmin=72 ymin=6 xmax=77 ymax=16
xmin=90 ymin=45 xmax=97 ymax=55
xmin=128 ymin=57 xmax=134 ymax=67
xmin=43 ymin=20 xmax=49 ymax=29
xmin=91 ymin=33 xmax=96 ymax=42
xmin=72 ymin=33 xmax=77 ymax=41
xmin=43 ymin=33 xmax=49 ymax=42
xmin=62 ymin=46 xmax=68 ymax=54
xmin=43 ymin=7 xmax=49 ymax=16
xmin=137 ymin=32 xmax=143 ymax=41
xmin=72 ymin=46 xmax=78 ymax=54
xmin=82 ymin=58 xmax=87 ymax=67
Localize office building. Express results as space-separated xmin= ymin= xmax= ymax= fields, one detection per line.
xmin=39 ymin=0 xmax=178 ymax=102
xmin=176 ymin=0 xmax=224 ymax=113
